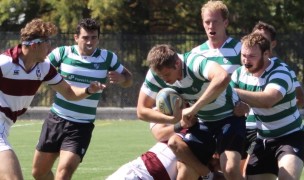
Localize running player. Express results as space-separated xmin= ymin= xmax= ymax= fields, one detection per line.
xmin=0 ymin=18 xmax=104 ymax=180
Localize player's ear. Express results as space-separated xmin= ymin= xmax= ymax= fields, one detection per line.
xmin=74 ymin=34 xmax=79 ymax=42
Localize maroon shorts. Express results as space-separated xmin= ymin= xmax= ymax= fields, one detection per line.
xmin=36 ymin=112 xmax=95 ymax=161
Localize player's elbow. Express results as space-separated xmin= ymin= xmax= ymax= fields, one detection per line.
xmin=296 ymin=98 xmax=304 ymax=109
xmin=215 ymin=70 xmax=230 ymax=87
xmin=136 ymin=108 xmax=146 ymax=121
xmin=120 ymin=70 xmax=133 ymax=88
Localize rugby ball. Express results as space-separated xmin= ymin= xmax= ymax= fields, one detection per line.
xmin=156 ymin=88 xmax=183 ymax=116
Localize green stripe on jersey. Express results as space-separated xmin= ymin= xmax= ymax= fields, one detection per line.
xmin=143 ymin=53 xmax=237 ymax=121
xmin=257 ymin=116 xmax=302 ymax=138
xmin=54 ymin=98 xmax=97 ymax=115
xmin=47 ymin=45 xmax=122 ymax=122
xmin=191 ymin=37 xmax=241 ymax=74
xmin=231 ymin=60 xmax=300 ymax=138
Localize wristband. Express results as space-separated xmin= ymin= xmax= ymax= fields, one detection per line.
xmin=85 ymin=87 xmax=93 ymax=95
xmin=174 ymin=122 xmax=183 ymax=133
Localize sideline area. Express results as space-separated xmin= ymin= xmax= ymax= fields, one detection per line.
xmin=19 ymin=107 xmax=138 ymax=120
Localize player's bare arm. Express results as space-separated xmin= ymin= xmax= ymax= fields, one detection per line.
xmin=137 ymin=91 xmax=181 ymax=124
xmin=182 ymin=61 xmax=230 ymax=123
xmin=51 ymin=80 xmax=106 ymax=101
xmin=295 ymin=85 xmax=304 ymax=108
xmin=235 ymin=86 xmax=283 ymax=108
xmin=108 ymin=67 xmax=133 ymax=88
xmin=150 ymin=123 xmax=175 ymax=142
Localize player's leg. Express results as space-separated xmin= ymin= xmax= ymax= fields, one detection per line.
xmin=217 ymin=116 xmax=246 ymax=180
xmin=278 ymin=154 xmax=303 ymax=180
xmin=55 ymin=120 xmax=94 ymax=180
xmin=168 ymin=134 xmax=210 ymax=177
xmin=245 ymin=139 xmax=277 ymax=180
xmin=240 ymin=155 xmax=249 ymax=177
xmin=220 ymin=150 xmax=242 ymax=180
xmin=176 ymin=161 xmax=200 ymax=180
xmin=0 ymin=118 xmax=23 ymax=179
xmin=55 ymin=150 xmax=81 ymax=180
xmin=240 ymin=128 xmax=257 ymax=178
xmin=168 ymin=122 xmax=215 ymax=177
xmin=0 ymin=150 xmax=23 ymax=180
xmin=32 ymin=112 xmax=63 ymax=180
xmin=277 ymin=131 xmax=304 ymax=180
xmin=32 ymin=150 xmax=58 ymax=180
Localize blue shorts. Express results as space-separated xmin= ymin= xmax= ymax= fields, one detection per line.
xmin=183 ymin=115 xmax=246 ymax=165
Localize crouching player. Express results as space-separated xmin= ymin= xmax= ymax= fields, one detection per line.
xmin=106 ymin=122 xmax=179 ymax=180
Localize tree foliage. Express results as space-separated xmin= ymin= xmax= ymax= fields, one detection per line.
xmin=0 ymin=0 xmax=303 ymax=33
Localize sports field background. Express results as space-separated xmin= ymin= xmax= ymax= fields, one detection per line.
xmin=10 ymin=120 xmax=304 ymax=180
xmin=10 ymin=120 xmax=156 ymax=180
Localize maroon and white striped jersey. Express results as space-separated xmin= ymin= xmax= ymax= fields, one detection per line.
xmin=0 ymin=45 xmax=63 ymax=122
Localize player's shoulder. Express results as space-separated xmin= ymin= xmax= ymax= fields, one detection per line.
xmin=224 ymin=37 xmax=241 ymax=49
xmin=96 ymin=49 xmax=118 ymax=60
xmin=191 ymin=41 xmax=209 ymax=53
xmin=0 ymin=46 xmax=21 ymax=67
xmin=227 ymin=36 xmax=241 ymax=43
xmin=0 ymin=53 xmax=13 ymax=66
xmin=50 ymin=45 xmax=73 ymax=57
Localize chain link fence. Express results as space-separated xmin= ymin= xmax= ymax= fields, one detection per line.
xmin=1 ymin=32 xmax=303 ymax=107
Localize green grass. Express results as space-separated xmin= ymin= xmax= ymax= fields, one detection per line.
xmin=9 ymin=120 xmax=156 ymax=180
xmin=9 ymin=120 xmax=304 ymax=180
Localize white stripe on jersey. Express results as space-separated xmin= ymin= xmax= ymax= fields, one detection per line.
xmin=48 ymin=45 xmax=124 ymax=122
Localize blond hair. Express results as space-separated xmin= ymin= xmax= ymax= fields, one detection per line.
xmin=20 ymin=19 xmax=58 ymax=41
xmin=201 ymin=0 xmax=229 ymax=20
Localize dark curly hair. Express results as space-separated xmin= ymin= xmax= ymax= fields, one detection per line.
xmin=76 ymin=18 xmax=100 ymax=36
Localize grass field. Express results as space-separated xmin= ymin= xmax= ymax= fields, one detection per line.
xmin=9 ymin=120 xmax=304 ymax=180
xmin=9 ymin=120 xmax=156 ymax=180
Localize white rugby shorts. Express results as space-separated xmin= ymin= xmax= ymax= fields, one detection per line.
xmin=0 ymin=117 xmax=13 ymax=152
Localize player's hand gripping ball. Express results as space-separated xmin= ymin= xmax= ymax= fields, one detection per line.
xmin=156 ymin=88 xmax=183 ymax=116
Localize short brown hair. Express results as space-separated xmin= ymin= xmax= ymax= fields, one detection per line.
xmin=201 ymin=1 xmax=229 ymax=20
xmin=252 ymin=21 xmax=276 ymax=41
xmin=241 ymin=33 xmax=270 ymax=54
xmin=20 ymin=18 xmax=58 ymax=41
xmin=147 ymin=44 xmax=178 ymax=72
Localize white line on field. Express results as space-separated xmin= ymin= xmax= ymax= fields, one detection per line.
xmin=12 ymin=123 xmax=42 ymax=128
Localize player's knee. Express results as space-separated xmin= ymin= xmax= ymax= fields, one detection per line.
xmin=56 ymin=162 xmax=79 ymax=180
xmin=32 ymin=168 xmax=53 ymax=180
xmin=222 ymin=165 xmax=241 ymax=180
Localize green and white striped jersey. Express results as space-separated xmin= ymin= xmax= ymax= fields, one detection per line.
xmin=230 ymin=60 xmax=302 ymax=139
xmin=271 ymin=56 xmax=301 ymax=88
xmin=237 ymin=57 xmax=301 ymax=130
xmin=191 ymin=37 xmax=241 ymax=75
xmin=141 ymin=52 xmax=239 ymax=122
xmin=47 ymin=45 xmax=124 ymax=123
